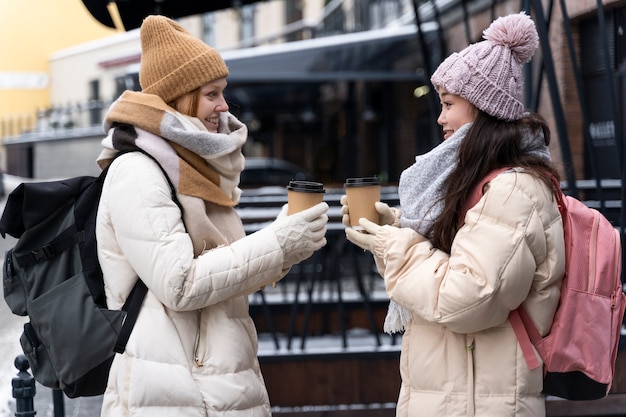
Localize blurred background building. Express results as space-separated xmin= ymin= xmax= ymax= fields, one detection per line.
xmin=0 ymin=0 xmax=116 ymax=143
xmin=2 ymin=0 xmax=434 ymax=185
xmin=2 ymin=0 xmax=624 ymax=193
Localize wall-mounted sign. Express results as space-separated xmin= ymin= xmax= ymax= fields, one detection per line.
xmin=589 ymin=120 xmax=616 ymax=146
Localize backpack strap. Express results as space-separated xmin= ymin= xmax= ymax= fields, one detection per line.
xmin=117 ymin=149 xmax=185 ymax=219
xmin=460 ymin=167 xmax=510 ymax=226
xmin=509 ymin=308 xmax=541 ymax=370
xmin=114 ymin=279 xmax=148 ymax=353
xmin=549 ymin=176 xmax=568 ymax=220
xmin=509 ymin=174 xmax=566 ymax=372
xmin=463 ymin=168 xmax=546 ymax=371
xmin=15 ymin=227 xmax=85 ymax=266
xmin=108 ymin=150 xmax=181 ymax=354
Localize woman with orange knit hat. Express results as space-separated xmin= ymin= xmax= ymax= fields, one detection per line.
xmin=95 ymin=15 xmax=328 ymax=416
xmin=341 ymin=12 xmax=565 ymax=416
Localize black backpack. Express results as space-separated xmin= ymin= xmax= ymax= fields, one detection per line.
xmin=0 ymin=154 xmax=177 ymax=398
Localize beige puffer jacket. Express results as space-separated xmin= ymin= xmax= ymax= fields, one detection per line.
xmin=96 ymin=152 xmax=285 ymax=417
xmin=374 ymin=171 xmax=565 ymax=417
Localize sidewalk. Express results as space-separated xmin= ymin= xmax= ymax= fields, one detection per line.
xmin=30 ymin=384 xmax=102 ymax=417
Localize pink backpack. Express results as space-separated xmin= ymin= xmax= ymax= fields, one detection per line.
xmin=468 ymin=169 xmax=626 ymax=400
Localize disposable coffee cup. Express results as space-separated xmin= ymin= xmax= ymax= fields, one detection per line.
xmin=287 ymin=180 xmax=325 ymax=215
xmin=344 ymin=176 xmax=381 ymax=230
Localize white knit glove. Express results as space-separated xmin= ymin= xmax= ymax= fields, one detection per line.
xmin=268 ymin=202 xmax=329 ymax=269
xmin=345 ymin=218 xmax=382 ymax=253
xmin=340 ymin=195 xmax=401 ymax=227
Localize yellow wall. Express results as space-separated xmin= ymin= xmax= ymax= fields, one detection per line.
xmin=0 ymin=0 xmax=118 ymax=134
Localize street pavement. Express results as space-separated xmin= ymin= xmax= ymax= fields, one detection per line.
xmin=30 ymin=388 xmax=103 ymax=417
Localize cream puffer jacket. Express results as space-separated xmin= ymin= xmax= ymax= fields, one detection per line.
xmin=96 ymin=153 xmax=285 ymax=417
xmin=375 ymin=171 xmax=565 ymax=417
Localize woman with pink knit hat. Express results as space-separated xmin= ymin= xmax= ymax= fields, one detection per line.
xmin=95 ymin=15 xmax=328 ymax=417
xmin=342 ymin=12 xmax=565 ymax=416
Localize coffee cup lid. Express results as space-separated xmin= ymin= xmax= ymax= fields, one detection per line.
xmin=344 ymin=176 xmax=381 ymax=187
xmin=287 ymin=180 xmax=325 ymax=193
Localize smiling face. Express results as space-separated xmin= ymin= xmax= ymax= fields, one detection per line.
xmin=173 ymin=77 xmax=229 ymax=133
xmin=436 ymin=90 xmax=477 ymax=140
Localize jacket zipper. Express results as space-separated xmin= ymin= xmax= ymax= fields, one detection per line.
xmin=466 ymin=336 xmax=476 ymax=416
xmin=193 ymin=309 xmax=203 ymax=367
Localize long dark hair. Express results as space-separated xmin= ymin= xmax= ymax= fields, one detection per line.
xmin=427 ymin=111 xmax=560 ymax=253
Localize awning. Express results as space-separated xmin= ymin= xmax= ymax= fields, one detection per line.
xmin=220 ymin=24 xmax=436 ymax=83
xmin=82 ymin=0 xmax=264 ymax=30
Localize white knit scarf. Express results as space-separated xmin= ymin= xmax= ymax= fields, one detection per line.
xmin=97 ymin=91 xmax=248 ymax=256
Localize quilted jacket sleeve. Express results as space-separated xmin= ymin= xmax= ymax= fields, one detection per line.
xmin=99 ymin=153 xmax=285 ymax=311
xmin=375 ymin=171 xmax=564 ymax=334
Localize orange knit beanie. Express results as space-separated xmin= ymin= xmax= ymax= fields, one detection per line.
xmin=139 ymin=15 xmax=229 ymax=103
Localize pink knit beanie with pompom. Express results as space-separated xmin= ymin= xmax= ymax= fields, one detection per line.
xmin=431 ymin=12 xmax=539 ymax=121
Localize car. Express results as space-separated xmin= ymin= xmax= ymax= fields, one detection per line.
xmin=239 ymin=157 xmax=313 ymax=188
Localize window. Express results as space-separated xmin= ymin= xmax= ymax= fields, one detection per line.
xmin=114 ymin=74 xmax=139 ymax=99
xmin=240 ymin=4 xmax=256 ymax=42
xmin=202 ymin=12 xmax=216 ymax=46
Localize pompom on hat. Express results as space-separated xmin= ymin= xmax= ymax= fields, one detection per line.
xmin=431 ymin=12 xmax=539 ymax=121
xmin=139 ymin=15 xmax=229 ymax=104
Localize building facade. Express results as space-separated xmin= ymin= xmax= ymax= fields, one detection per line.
xmin=2 ymin=0 xmax=625 ymax=193
xmin=0 ymin=0 xmax=117 ymax=138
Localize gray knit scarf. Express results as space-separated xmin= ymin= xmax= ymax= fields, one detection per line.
xmin=383 ymin=121 xmax=551 ymax=334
